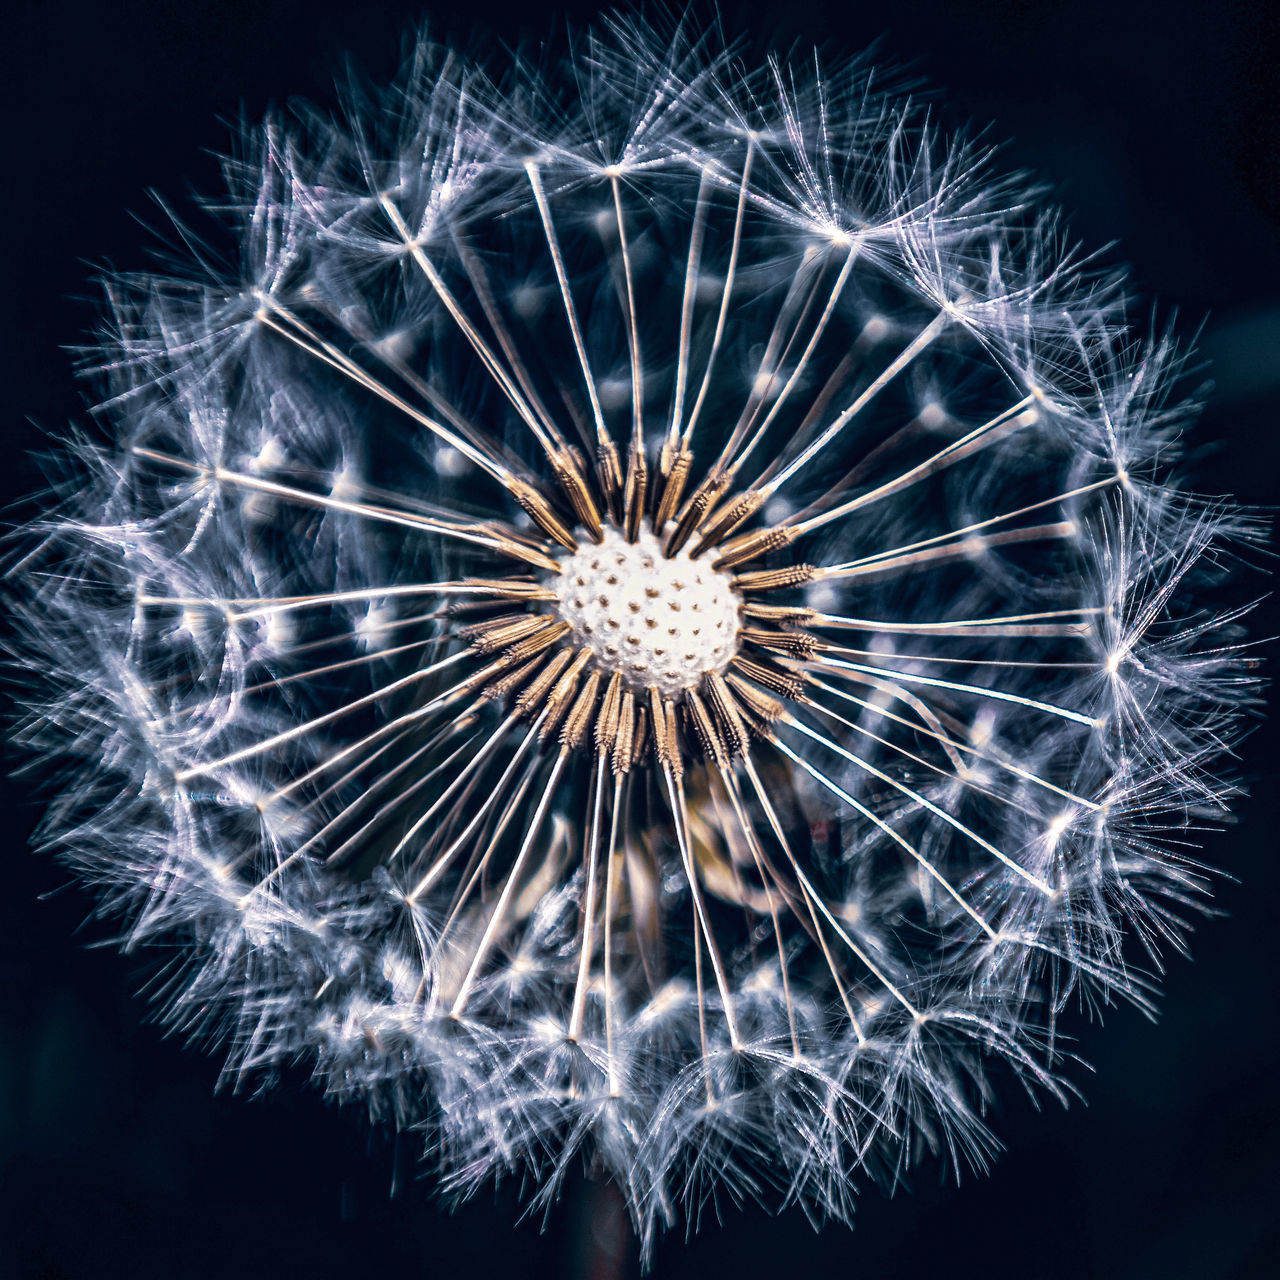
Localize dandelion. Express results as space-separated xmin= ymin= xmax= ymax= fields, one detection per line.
xmin=11 ymin=17 xmax=1261 ymax=1262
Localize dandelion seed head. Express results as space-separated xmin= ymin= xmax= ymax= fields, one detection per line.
xmin=9 ymin=13 xmax=1263 ymax=1265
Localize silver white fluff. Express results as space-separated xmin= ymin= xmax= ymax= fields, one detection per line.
xmin=11 ymin=17 xmax=1261 ymax=1260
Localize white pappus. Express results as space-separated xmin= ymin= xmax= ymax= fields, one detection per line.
xmin=9 ymin=15 xmax=1263 ymax=1263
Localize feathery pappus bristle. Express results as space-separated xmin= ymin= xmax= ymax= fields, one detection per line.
xmin=8 ymin=15 xmax=1264 ymax=1263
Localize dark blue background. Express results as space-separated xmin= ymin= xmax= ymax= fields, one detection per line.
xmin=3 ymin=2 xmax=1277 ymax=1276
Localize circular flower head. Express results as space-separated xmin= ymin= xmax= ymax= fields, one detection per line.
xmin=14 ymin=17 xmax=1259 ymax=1260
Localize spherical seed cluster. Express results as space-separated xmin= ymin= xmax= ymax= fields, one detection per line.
xmin=551 ymin=523 xmax=741 ymax=697
xmin=11 ymin=18 xmax=1260 ymax=1265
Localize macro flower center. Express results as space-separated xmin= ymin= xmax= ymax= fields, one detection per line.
xmin=550 ymin=522 xmax=741 ymax=698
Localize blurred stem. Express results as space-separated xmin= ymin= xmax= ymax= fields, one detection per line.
xmin=567 ymin=1175 xmax=635 ymax=1280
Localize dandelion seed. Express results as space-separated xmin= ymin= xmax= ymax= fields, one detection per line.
xmin=10 ymin=16 xmax=1262 ymax=1264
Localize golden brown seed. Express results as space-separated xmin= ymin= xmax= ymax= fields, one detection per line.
xmin=481 ymin=651 xmax=550 ymax=701
xmin=464 ymin=613 xmax=557 ymax=653
xmin=595 ymin=671 xmax=623 ymax=757
xmin=506 ymin=480 xmax=578 ymax=552
xmin=552 ymin=447 xmax=604 ymax=541
xmin=733 ymin=566 xmax=818 ymax=594
xmin=741 ymin=626 xmax=821 ymax=658
xmin=712 ymin=525 xmax=798 ymax=571
xmin=560 ymin=669 xmax=603 ymax=751
xmin=653 ymin=442 xmax=693 ymax=529
xmin=705 ymin=670 xmax=752 ymax=756
xmin=690 ymin=488 xmax=764 ymax=558
xmin=684 ymin=688 xmax=728 ymax=769
xmin=730 ymin=654 xmax=808 ymax=701
xmin=515 ymin=647 xmax=574 ymax=717
xmin=541 ymin=649 xmax=595 ymax=739
xmin=613 ymin=687 xmax=637 ymax=774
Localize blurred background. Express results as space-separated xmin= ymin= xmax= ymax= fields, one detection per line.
xmin=2 ymin=1 xmax=1276 ymax=1276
